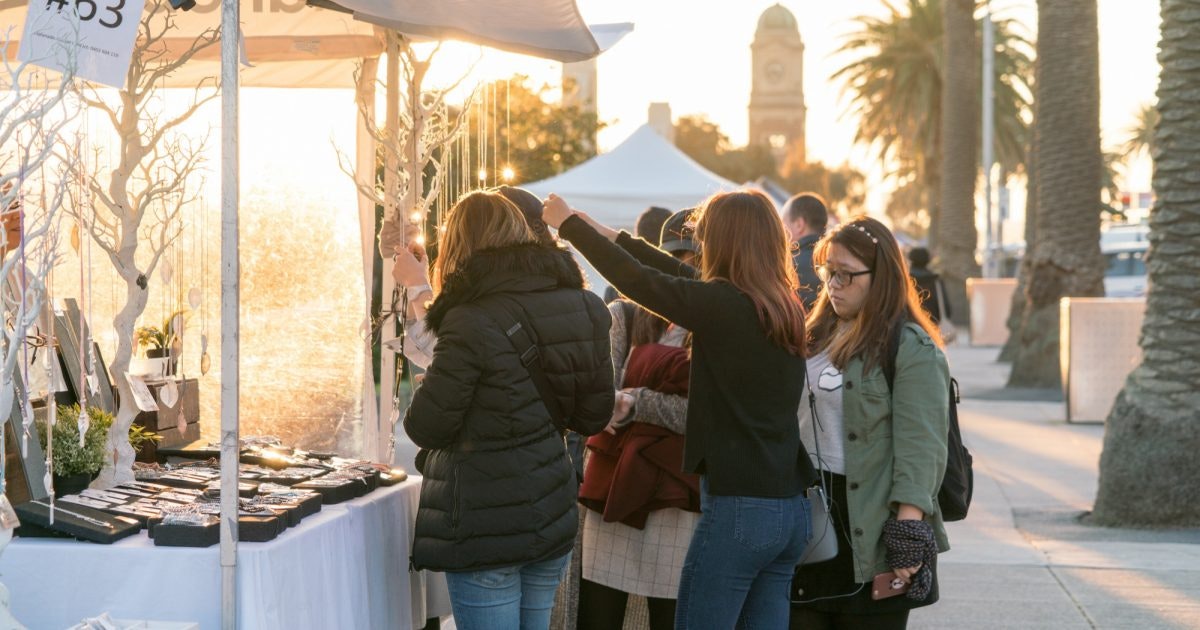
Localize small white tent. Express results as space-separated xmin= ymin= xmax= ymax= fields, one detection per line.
xmin=524 ymin=123 xmax=737 ymax=228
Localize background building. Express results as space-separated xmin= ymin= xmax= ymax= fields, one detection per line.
xmin=749 ymin=3 xmax=807 ymax=173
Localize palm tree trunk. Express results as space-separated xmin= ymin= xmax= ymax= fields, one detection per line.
xmin=936 ymin=0 xmax=980 ymax=326
xmin=1008 ymin=0 xmax=1104 ymax=387
xmin=1092 ymin=0 xmax=1200 ymax=526
xmin=1000 ymin=117 xmax=1037 ymax=362
xmin=925 ymin=155 xmax=942 ymax=253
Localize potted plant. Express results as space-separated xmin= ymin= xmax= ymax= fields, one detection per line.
xmin=34 ymin=404 xmax=161 ymax=495
xmin=135 ymin=309 xmax=187 ymax=376
xmin=35 ymin=404 xmax=111 ymax=495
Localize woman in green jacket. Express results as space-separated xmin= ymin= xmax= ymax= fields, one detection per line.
xmin=790 ymin=217 xmax=951 ymax=630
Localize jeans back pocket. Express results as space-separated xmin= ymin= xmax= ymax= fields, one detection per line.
xmin=734 ymin=496 xmax=784 ymax=552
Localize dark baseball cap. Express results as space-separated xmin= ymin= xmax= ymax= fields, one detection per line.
xmin=497 ymin=185 xmax=554 ymax=245
xmin=659 ymin=208 xmax=697 ymax=254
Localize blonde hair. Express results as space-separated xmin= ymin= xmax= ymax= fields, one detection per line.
xmin=433 ymin=191 xmax=538 ymax=292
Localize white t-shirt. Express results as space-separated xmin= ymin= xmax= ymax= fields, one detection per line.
xmin=797 ymin=349 xmax=847 ymax=475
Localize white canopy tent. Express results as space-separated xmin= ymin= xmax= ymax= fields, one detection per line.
xmin=524 ymin=123 xmax=737 ymax=229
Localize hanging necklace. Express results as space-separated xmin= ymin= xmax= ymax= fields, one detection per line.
xmin=30 ymin=499 xmax=115 ymax=529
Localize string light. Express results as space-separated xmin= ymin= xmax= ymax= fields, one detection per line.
xmin=409 ymin=211 xmax=421 ymax=223
xmin=477 ymin=168 xmax=487 ymax=182
xmin=502 ymin=166 xmax=515 ymax=182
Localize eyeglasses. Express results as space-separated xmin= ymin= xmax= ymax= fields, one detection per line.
xmin=816 ymin=265 xmax=872 ymax=288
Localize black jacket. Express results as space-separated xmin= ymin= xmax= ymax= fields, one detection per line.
xmin=560 ymin=216 xmax=815 ymax=498
xmin=910 ymin=267 xmax=949 ymax=324
xmin=792 ymin=233 xmax=823 ymax=310
xmin=404 ymin=243 xmax=615 ymax=572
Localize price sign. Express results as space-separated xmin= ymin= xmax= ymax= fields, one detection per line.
xmin=18 ymin=0 xmax=146 ymax=88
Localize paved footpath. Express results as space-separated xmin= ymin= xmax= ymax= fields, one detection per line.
xmin=911 ymin=343 xmax=1200 ymax=630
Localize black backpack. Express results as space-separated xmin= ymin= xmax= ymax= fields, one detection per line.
xmin=883 ymin=322 xmax=973 ymax=522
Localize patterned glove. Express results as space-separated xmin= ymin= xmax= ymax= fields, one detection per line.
xmin=882 ymin=518 xmax=937 ymax=601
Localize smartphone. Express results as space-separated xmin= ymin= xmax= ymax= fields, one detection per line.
xmin=871 ymin=571 xmax=911 ymax=600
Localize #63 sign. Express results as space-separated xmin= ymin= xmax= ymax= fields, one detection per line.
xmin=18 ymin=0 xmax=145 ymax=88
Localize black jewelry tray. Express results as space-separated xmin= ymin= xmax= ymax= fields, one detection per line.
xmin=14 ymin=500 xmax=142 ymax=544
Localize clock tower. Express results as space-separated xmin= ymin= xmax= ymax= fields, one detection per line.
xmin=750 ymin=4 xmax=807 ymax=172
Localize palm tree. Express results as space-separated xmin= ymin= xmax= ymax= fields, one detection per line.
xmin=1093 ymin=0 xmax=1200 ymax=526
xmin=1121 ymin=102 xmax=1160 ymax=160
xmin=999 ymin=107 xmax=1036 ymax=362
xmin=1007 ymin=0 xmax=1104 ymax=387
xmin=832 ymin=0 xmax=1034 ymax=251
xmin=938 ymin=0 xmax=979 ymax=325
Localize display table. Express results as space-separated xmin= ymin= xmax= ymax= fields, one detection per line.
xmin=0 ymin=478 xmax=450 ymax=629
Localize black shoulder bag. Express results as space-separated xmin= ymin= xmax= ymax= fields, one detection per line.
xmin=883 ymin=322 xmax=973 ymax=522
xmin=480 ymin=295 xmax=569 ymax=433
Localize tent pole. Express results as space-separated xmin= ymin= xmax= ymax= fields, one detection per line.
xmin=378 ymin=31 xmax=400 ymax=463
xmin=219 ymin=0 xmax=241 ymax=627
xmin=356 ymin=56 xmax=381 ymax=462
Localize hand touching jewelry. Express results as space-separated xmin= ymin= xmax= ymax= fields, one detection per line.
xmin=541 ymin=194 xmax=575 ymax=229
xmin=392 ymin=244 xmax=429 ymax=288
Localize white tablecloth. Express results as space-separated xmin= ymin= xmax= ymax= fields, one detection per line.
xmin=0 ymin=478 xmax=450 ymax=629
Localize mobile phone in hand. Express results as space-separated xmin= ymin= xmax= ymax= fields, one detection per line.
xmin=871 ymin=571 xmax=910 ymax=600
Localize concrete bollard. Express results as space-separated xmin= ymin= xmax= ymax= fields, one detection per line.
xmin=1059 ymin=297 xmax=1145 ymax=423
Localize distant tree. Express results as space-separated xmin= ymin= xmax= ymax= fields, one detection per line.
xmin=783 ymin=161 xmax=867 ymax=218
xmin=885 ymin=177 xmax=929 ymax=240
xmin=832 ymin=0 xmax=1033 ymax=250
xmin=1093 ymin=0 xmax=1200 ymax=527
xmin=1121 ymin=102 xmax=1159 ymax=160
xmin=674 ymin=115 xmax=777 ymax=183
xmin=1101 ymin=150 xmax=1125 ymax=219
xmin=462 ymin=74 xmax=604 ymax=186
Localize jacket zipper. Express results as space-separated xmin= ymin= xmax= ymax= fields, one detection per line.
xmin=451 ymin=464 xmax=462 ymax=527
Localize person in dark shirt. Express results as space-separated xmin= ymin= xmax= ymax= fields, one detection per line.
xmin=783 ymin=192 xmax=829 ymax=310
xmin=543 ymin=190 xmax=815 ymax=629
xmin=906 ymin=247 xmax=950 ymax=324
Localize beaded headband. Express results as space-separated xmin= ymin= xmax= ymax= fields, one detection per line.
xmin=839 ymin=223 xmax=878 ymax=244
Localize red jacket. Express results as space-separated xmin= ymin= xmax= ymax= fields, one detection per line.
xmin=579 ymin=343 xmax=700 ymax=528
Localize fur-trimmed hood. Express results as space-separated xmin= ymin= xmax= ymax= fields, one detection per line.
xmin=425 ymin=243 xmax=586 ymax=333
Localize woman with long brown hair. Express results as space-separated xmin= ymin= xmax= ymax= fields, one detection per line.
xmin=402 ymin=190 xmax=614 ymax=630
xmin=789 ymin=216 xmax=950 ymax=630
xmin=543 ymin=190 xmax=816 ymax=629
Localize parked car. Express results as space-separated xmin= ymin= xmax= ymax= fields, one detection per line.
xmin=1101 ymin=222 xmax=1149 ymax=248
xmin=1102 ymin=240 xmax=1148 ymax=298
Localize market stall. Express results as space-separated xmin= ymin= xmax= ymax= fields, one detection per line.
xmin=0 ymin=0 xmax=631 ymax=627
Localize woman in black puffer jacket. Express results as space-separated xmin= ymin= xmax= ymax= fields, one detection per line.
xmin=401 ymin=191 xmax=614 ymax=630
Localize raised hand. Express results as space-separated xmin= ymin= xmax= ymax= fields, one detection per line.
xmin=392 ymin=244 xmax=430 ymax=288
xmin=541 ymin=194 xmax=575 ymax=229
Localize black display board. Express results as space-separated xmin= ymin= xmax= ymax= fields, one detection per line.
xmin=52 ymin=298 xmax=115 ymax=414
xmin=3 ymin=374 xmax=49 ymax=504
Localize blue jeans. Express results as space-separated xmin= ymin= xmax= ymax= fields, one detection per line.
xmin=444 ymin=552 xmax=571 ymax=630
xmin=675 ymin=478 xmax=810 ymax=629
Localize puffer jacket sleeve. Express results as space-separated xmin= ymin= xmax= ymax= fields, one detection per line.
xmin=565 ymin=292 xmax=616 ymax=437
xmin=403 ymin=306 xmax=483 ymax=449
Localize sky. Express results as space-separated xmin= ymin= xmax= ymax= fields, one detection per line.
xmin=412 ymin=0 xmax=1162 ymax=193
